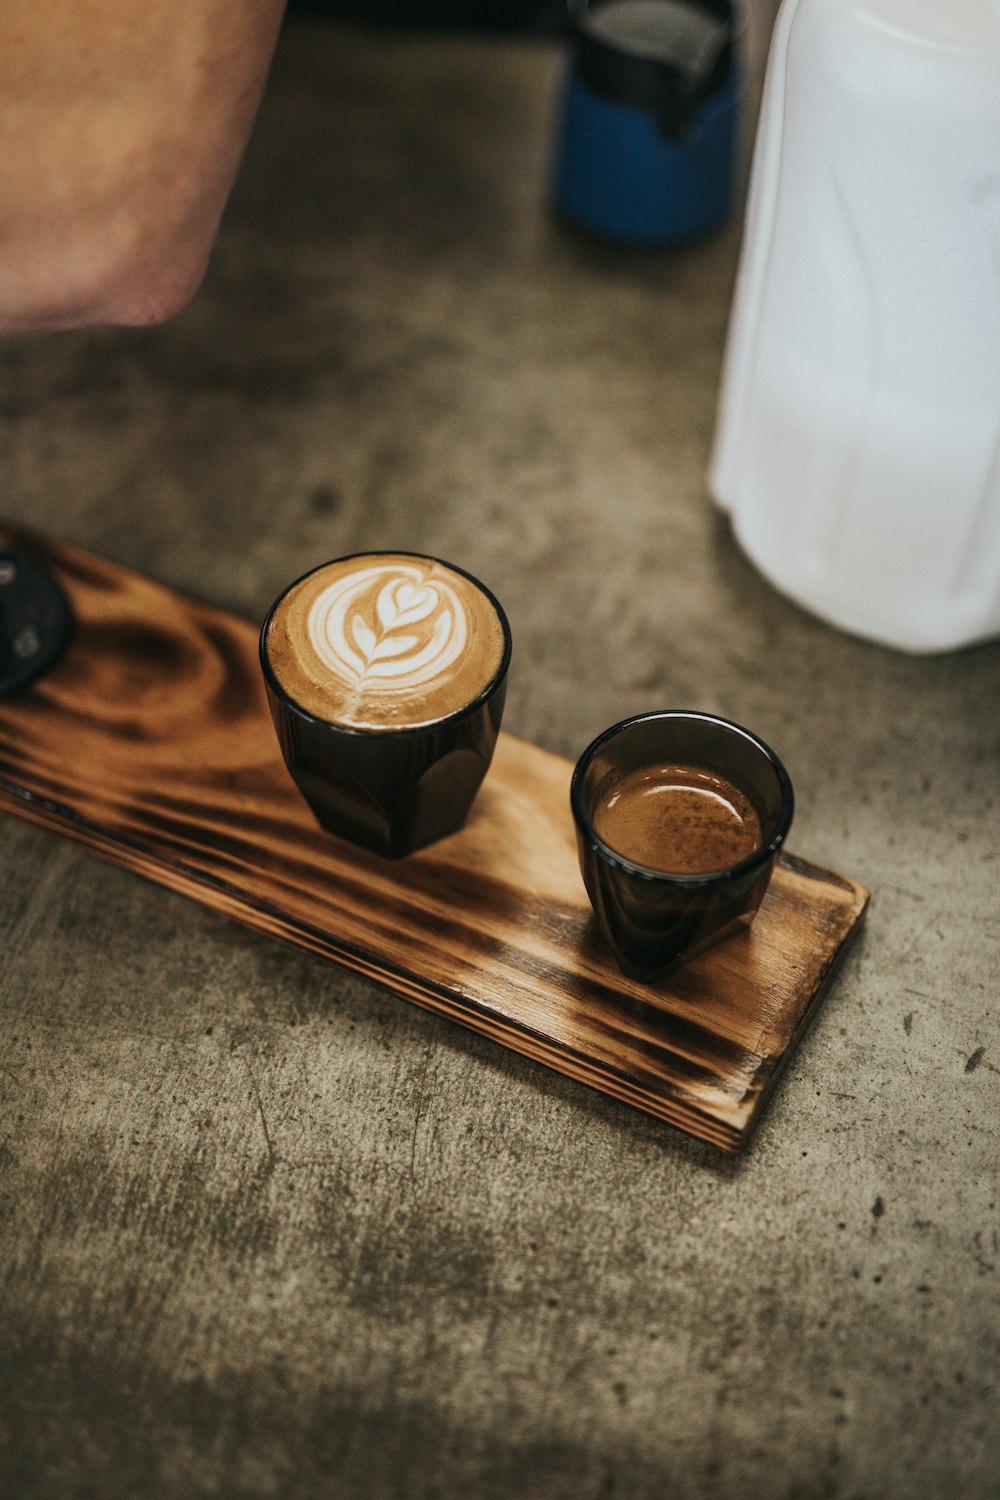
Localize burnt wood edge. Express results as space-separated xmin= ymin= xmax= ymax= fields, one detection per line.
xmin=0 ymin=775 xmax=754 ymax=1151
xmin=778 ymin=849 xmax=859 ymax=894
xmin=743 ymin=889 xmax=871 ymax=1142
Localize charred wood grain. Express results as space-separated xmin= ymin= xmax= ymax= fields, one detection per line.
xmin=0 ymin=524 xmax=869 ymax=1151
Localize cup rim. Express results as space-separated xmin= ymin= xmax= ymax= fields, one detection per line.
xmin=570 ymin=709 xmax=795 ymax=887
xmin=259 ymin=551 xmax=512 ymax=738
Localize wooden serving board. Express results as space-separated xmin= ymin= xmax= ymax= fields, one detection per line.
xmin=0 ymin=526 xmax=869 ymax=1152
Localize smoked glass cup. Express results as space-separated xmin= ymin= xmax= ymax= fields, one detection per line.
xmin=260 ymin=556 xmax=512 ymax=859
xmin=571 ymin=711 xmax=794 ymax=982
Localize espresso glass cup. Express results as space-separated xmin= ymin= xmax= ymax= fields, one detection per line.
xmin=571 ymin=711 xmax=794 ymax=982
xmin=260 ymin=555 xmax=512 ymax=859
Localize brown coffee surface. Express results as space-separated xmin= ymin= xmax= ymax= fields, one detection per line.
xmin=593 ymin=763 xmax=763 ymax=874
xmin=265 ymin=554 xmax=506 ymax=730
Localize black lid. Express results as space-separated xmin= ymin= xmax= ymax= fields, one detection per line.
xmin=567 ymin=0 xmax=738 ymax=138
xmin=0 ymin=549 xmax=74 ymax=698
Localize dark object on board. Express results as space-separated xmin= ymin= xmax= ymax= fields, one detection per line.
xmin=0 ymin=548 xmax=74 ymax=699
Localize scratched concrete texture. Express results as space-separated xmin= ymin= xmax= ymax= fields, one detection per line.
xmin=1 ymin=20 xmax=998 ymax=1500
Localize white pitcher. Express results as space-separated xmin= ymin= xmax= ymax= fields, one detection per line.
xmin=711 ymin=0 xmax=1000 ymax=652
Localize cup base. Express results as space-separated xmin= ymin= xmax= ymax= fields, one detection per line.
xmin=282 ymin=724 xmax=502 ymax=859
xmin=307 ymin=792 xmax=472 ymax=860
xmin=606 ymin=909 xmax=756 ymax=984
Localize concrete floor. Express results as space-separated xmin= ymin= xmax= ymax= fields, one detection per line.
xmin=1 ymin=21 xmax=998 ymax=1500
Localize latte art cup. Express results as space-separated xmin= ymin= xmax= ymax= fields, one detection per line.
xmin=571 ymin=712 xmax=794 ymax=982
xmin=260 ymin=553 xmax=512 ymax=858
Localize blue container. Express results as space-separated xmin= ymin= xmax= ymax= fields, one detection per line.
xmin=552 ymin=0 xmax=742 ymax=247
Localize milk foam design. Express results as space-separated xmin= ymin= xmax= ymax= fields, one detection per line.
xmin=265 ymin=552 xmax=506 ymax=730
xmin=307 ymin=561 xmax=468 ymax=692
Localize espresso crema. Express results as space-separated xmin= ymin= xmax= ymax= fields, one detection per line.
xmin=593 ymin=763 xmax=762 ymax=875
xmin=265 ymin=554 xmax=506 ymax=730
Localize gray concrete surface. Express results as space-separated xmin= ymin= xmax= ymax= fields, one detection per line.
xmin=1 ymin=22 xmax=998 ymax=1500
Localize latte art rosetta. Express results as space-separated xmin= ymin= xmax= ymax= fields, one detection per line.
xmin=308 ymin=563 xmax=468 ymax=691
xmin=265 ymin=553 xmax=507 ymax=730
